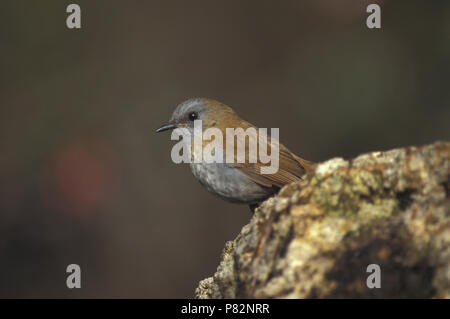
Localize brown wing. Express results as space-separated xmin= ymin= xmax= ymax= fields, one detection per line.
xmin=224 ymin=121 xmax=311 ymax=188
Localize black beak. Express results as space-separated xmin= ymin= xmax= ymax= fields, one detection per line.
xmin=156 ymin=123 xmax=177 ymax=133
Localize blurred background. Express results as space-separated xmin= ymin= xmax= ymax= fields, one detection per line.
xmin=0 ymin=0 xmax=449 ymax=298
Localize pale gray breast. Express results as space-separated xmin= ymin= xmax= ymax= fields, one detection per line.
xmin=190 ymin=162 xmax=275 ymax=204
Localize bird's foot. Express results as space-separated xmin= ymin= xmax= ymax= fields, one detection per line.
xmin=249 ymin=203 xmax=260 ymax=214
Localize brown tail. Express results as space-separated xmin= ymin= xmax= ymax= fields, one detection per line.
xmin=292 ymin=153 xmax=315 ymax=172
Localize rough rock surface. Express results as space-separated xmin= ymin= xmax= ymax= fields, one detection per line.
xmin=195 ymin=142 xmax=450 ymax=298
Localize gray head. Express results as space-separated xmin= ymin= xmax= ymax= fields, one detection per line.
xmin=155 ymin=98 xmax=234 ymax=133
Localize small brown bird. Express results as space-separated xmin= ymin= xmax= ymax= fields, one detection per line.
xmin=156 ymin=98 xmax=313 ymax=211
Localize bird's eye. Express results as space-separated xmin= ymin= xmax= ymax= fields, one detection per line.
xmin=188 ymin=112 xmax=198 ymax=121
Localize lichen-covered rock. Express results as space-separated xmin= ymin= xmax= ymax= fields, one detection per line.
xmin=195 ymin=141 xmax=450 ymax=298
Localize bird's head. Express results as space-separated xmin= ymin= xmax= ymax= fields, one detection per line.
xmin=156 ymin=98 xmax=237 ymax=134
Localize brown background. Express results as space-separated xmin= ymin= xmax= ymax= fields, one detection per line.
xmin=0 ymin=0 xmax=449 ymax=297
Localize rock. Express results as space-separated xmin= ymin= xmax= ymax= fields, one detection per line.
xmin=195 ymin=141 xmax=450 ymax=298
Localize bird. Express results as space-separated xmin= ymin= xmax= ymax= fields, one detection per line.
xmin=156 ymin=98 xmax=314 ymax=212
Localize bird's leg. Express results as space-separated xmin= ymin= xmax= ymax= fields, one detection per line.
xmin=249 ymin=203 xmax=260 ymax=213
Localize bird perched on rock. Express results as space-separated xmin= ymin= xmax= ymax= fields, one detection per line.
xmin=156 ymin=98 xmax=313 ymax=211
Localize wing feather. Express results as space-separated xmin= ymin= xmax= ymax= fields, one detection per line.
xmin=224 ymin=120 xmax=310 ymax=188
